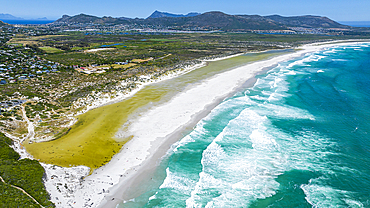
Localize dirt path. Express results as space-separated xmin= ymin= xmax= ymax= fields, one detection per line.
xmin=0 ymin=107 xmax=44 ymax=207
xmin=0 ymin=175 xmax=45 ymax=208
xmin=21 ymin=105 xmax=35 ymax=140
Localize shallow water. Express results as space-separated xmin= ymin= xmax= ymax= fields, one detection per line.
xmin=119 ymin=43 xmax=370 ymax=207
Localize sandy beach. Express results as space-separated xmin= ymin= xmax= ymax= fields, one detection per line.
xmin=85 ymin=48 xmax=116 ymax=53
xmin=24 ymin=40 xmax=369 ymax=208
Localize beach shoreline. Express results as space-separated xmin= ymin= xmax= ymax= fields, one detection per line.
xmin=70 ymin=52 xmax=246 ymax=118
xmin=93 ymin=40 xmax=370 ymax=208
xmin=37 ymin=51 xmax=251 ymax=207
xmin=12 ymin=40 xmax=369 ymax=208
xmin=98 ymin=68 xmax=262 ymax=208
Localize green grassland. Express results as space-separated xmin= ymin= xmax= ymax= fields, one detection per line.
xmin=39 ymin=46 xmax=64 ymax=53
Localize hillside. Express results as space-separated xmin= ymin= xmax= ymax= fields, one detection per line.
xmin=0 ymin=13 xmax=23 ymax=20
xmin=163 ymin=11 xmax=286 ymax=30
xmin=55 ymin=13 xmax=129 ymax=24
xmin=0 ymin=20 xmax=7 ymax=26
xmin=148 ymin=10 xmax=201 ymax=18
xmin=53 ymin=11 xmax=349 ymax=31
xmin=55 ymin=14 xmax=100 ymax=23
xmin=265 ymin=15 xmax=350 ymax=28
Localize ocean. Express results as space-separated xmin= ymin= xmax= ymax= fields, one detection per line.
xmin=119 ymin=43 xmax=370 ymax=207
xmin=0 ymin=19 xmax=54 ymax=25
xmin=340 ymin=21 xmax=370 ymax=28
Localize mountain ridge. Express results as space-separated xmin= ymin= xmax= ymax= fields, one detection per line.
xmin=264 ymin=14 xmax=348 ymax=28
xmin=53 ymin=11 xmax=350 ymax=31
xmin=0 ymin=13 xmax=24 ymax=20
xmin=147 ymin=10 xmax=201 ymax=19
xmin=55 ymin=13 xmax=130 ymax=24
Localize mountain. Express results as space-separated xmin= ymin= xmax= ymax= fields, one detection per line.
xmin=53 ymin=11 xmax=349 ymax=31
xmin=118 ymin=16 xmax=132 ymax=21
xmin=0 ymin=13 xmax=23 ymax=20
xmin=55 ymin=14 xmax=101 ymax=23
xmin=147 ymin=10 xmax=201 ymax=19
xmin=141 ymin=11 xmax=286 ymax=31
xmin=55 ymin=14 xmax=129 ymax=24
xmin=265 ymin=15 xmax=349 ymax=28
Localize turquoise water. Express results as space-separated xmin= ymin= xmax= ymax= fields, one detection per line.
xmin=120 ymin=43 xmax=370 ymax=207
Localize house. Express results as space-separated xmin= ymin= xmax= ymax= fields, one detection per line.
xmin=115 ymin=62 xmax=128 ymax=65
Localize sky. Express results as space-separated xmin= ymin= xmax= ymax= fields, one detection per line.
xmin=1 ymin=0 xmax=369 ymax=21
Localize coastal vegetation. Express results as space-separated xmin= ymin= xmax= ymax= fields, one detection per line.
xmin=0 ymin=133 xmax=54 ymax=207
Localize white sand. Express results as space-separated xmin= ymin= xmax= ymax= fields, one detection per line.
xmin=84 ymin=48 xmax=115 ymax=53
xmin=37 ymin=40 xmax=370 ymax=207
xmin=40 ymin=55 xmax=224 ymax=207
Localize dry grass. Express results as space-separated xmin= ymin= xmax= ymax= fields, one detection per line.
xmin=131 ymin=57 xmax=154 ymax=63
xmin=7 ymin=35 xmax=67 ymax=46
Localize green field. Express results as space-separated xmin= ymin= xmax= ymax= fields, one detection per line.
xmin=148 ymin=38 xmax=179 ymax=42
xmin=39 ymin=46 xmax=64 ymax=53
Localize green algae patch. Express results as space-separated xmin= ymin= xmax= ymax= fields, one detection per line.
xmin=24 ymin=88 xmax=167 ymax=172
xmin=24 ymin=49 xmax=293 ymax=172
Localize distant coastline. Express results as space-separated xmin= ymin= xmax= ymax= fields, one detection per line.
xmin=339 ymin=21 xmax=370 ymax=27
xmin=0 ymin=19 xmax=54 ymax=25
